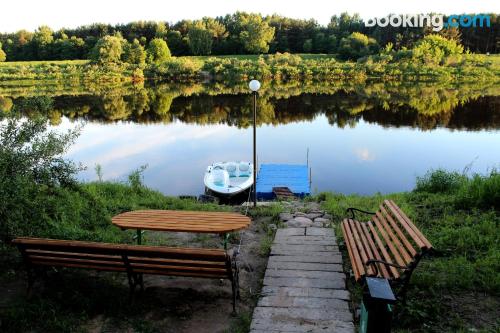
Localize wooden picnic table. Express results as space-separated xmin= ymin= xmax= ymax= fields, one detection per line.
xmin=112 ymin=210 xmax=251 ymax=248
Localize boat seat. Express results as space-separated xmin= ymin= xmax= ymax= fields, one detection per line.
xmin=226 ymin=163 xmax=238 ymax=177
xmin=212 ymin=169 xmax=229 ymax=187
xmin=239 ymin=162 xmax=251 ymax=177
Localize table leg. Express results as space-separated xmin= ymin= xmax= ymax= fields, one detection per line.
xmin=223 ymin=233 xmax=229 ymax=250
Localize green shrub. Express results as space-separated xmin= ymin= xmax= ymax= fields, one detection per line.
xmin=0 ymin=116 xmax=81 ymax=242
xmin=455 ymin=170 xmax=500 ymax=210
xmin=415 ymin=169 xmax=466 ymax=193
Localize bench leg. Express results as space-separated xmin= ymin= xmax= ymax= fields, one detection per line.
xmin=26 ymin=268 xmax=35 ymax=299
xmin=127 ymin=273 xmax=136 ymax=302
xmin=231 ymin=277 xmax=237 ymax=315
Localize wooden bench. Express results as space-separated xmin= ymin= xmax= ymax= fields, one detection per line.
xmin=12 ymin=237 xmax=240 ymax=312
xmin=341 ymin=200 xmax=432 ymax=299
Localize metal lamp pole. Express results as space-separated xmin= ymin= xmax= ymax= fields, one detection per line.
xmin=249 ymin=80 xmax=261 ymax=207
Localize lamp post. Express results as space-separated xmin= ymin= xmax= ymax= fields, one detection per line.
xmin=249 ymin=79 xmax=261 ymax=207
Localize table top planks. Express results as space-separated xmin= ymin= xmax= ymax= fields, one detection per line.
xmin=111 ymin=210 xmax=251 ymax=234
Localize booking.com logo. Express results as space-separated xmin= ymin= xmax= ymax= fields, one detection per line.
xmin=365 ymin=14 xmax=491 ymax=32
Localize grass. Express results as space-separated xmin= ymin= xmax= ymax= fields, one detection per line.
xmin=319 ymin=169 xmax=500 ymax=332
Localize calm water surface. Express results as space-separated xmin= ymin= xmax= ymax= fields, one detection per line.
xmin=4 ymin=81 xmax=500 ymax=195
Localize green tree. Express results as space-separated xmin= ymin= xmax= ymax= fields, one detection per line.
xmin=90 ymin=35 xmax=124 ymax=64
xmin=412 ymin=34 xmax=464 ymax=65
xmin=0 ymin=42 xmax=6 ymax=62
xmin=338 ymin=32 xmax=378 ymax=60
xmin=32 ymin=25 xmax=54 ymax=59
xmin=146 ymin=38 xmax=171 ymax=64
xmin=187 ymin=25 xmax=213 ymax=55
xmin=303 ymin=39 xmax=313 ymax=53
xmin=53 ymin=35 xmax=85 ymax=60
xmin=236 ymin=13 xmax=275 ymax=54
xmin=326 ymin=35 xmax=338 ymax=53
xmin=123 ymin=39 xmax=146 ymax=65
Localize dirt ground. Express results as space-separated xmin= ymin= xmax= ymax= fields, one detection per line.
xmin=0 ymin=216 xmax=271 ymax=333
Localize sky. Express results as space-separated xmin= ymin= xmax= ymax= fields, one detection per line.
xmin=1 ymin=0 xmax=499 ymax=33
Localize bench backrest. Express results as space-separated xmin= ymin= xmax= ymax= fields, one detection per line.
xmin=342 ymin=200 xmax=432 ymax=282
xmin=12 ymin=238 xmax=231 ymax=279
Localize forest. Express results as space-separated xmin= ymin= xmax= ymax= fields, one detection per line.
xmin=0 ymin=12 xmax=498 ymax=63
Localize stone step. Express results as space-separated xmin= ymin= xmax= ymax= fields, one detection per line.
xmin=258 ymin=295 xmax=350 ymax=311
xmin=265 ymin=269 xmax=345 ymax=280
xmin=263 ymin=276 xmax=345 ymax=289
xmin=274 ymin=236 xmax=337 ymax=245
xmin=252 ymin=306 xmax=353 ymax=322
xmin=266 ymin=259 xmax=343 ymax=272
xmin=271 ymin=244 xmax=339 ymax=255
xmin=261 ymin=286 xmax=350 ymax=300
xmin=276 ymin=228 xmax=305 ymax=237
xmin=250 ymin=319 xmax=355 ymax=333
xmin=269 ymin=254 xmax=342 ymax=264
xmin=306 ymin=227 xmax=335 ymax=236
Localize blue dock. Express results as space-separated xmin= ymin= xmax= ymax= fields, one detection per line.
xmin=256 ymin=164 xmax=310 ymax=200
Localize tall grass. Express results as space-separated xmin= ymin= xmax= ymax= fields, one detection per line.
xmin=416 ymin=168 xmax=500 ymax=210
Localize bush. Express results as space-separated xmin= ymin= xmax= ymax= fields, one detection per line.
xmin=146 ymin=38 xmax=171 ymax=64
xmin=338 ymin=32 xmax=379 ymax=60
xmin=412 ymin=34 xmax=464 ymax=66
xmin=455 ymin=170 xmax=500 ymax=210
xmin=90 ymin=35 xmax=125 ymax=65
xmin=415 ymin=169 xmax=466 ymax=193
xmin=0 ymin=42 xmax=6 ymax=62
xmin=415 ymin=169 xmax=500 ymax=210
xmin=0 ymin=116 xmax=81 ymax=242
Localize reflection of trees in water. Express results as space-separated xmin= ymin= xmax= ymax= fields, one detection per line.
xmin=3 ymin=81 xmax=500 ymax=130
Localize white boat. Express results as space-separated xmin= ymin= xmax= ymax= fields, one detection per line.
xmin=204 ymin=161 xmax=253 ymax=196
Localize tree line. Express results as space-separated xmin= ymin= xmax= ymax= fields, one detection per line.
xmin=0 ymin=12 xmax=498 ymax=62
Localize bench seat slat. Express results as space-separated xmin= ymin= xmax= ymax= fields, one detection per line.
xmin=30 ymin=261 xmax=128 ymax=272
xmin=371 ymin=216 xmax=406 ymax=268
xmin=375 ymin=211 xmax=412 ymax=265
xmin=14 ymin=238 xmax=227 ymax=260
xmin=352 ymin=220 xmax=376 ymax=276
xmin=366 ymin=221 xmax=400 ymax=279
xmin=379 ymin=206 xmax=417 ymax=257
xmin=359 ymin=222 xmax=390 ymax=279
xmin=385 ymin=200 xmax=432 ymax=250
xmin=341 ymin=220 xmax=363 ymax=281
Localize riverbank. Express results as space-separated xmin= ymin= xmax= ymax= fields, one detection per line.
xmin=0 ymin=169 xmax=498 ymax=332
xmin=1 ymin=52 xmax=499 ymax=85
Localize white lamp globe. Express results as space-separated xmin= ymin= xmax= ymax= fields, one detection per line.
xmin=249 ymin=80 xmax=261 ymax=92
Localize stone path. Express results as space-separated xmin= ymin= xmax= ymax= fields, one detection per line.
xmin=250 ymin=226 xmax=354 ymax=333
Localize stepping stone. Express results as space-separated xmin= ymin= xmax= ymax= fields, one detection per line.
xmin=314 ymin=217 xmax=331 ymax=224
xmin=307 ymin=227 xmax=335 ymax=236
xmin=252 ymin=306 xmax=353 ymax=322
xmin=306 ymin=213 xmax=323 ymax=220
xmin=265 ymin=269 xmax=345 ymax=280
xmin=276 ymin=228 xmax=305 ymax=237
xmin=287 ymin=217 xmax=313 ymax=227
xmin=263 ymin=276 xmax=345 ymax=289
xmin=266 ymin=259 xmax=343 ymax=272
xmin=269 ymin=254 xmax=342 ymax=264
xmin=258 ymin=295 xmax=350 ymax=311
xmin=261 ymin=286 xmax=350 ymax=300
xmin=279 ymin=213 xmax=294 ymax=221
xmin=250 ymin=319 xmax=355 ymax=333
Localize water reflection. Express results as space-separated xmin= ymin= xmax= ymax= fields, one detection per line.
xmin=1 ymin=81 xmax=499 ymax=130
xmin=1 ymin=81 xmax=499 ymax=195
